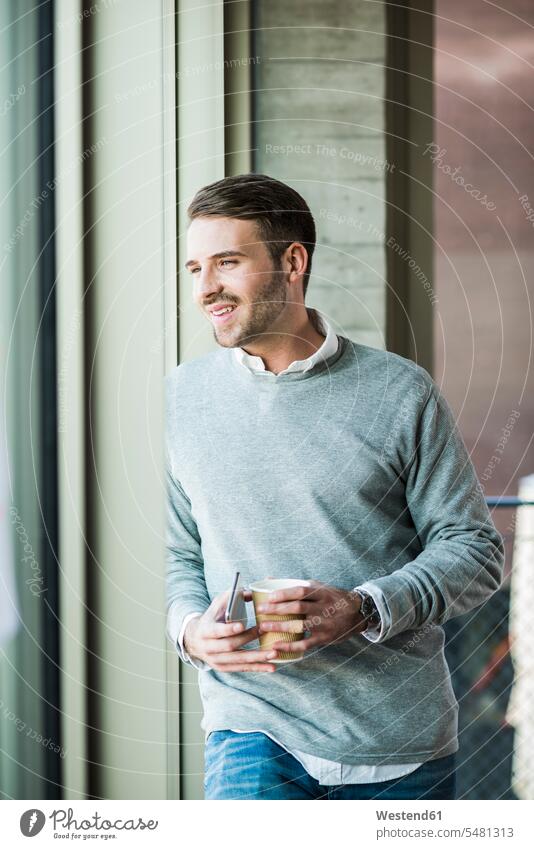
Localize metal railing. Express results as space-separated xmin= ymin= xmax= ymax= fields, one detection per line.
xmin=485 ymin=497 xmax=534 ymax=508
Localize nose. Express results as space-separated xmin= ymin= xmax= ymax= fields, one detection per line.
xmin=195 ymin=266 xmax=224 ymax=304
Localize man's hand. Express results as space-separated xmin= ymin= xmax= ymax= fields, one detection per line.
xmin=183 ymin=588 xmax=279 ymax=672
xmin=247 ymin=580 xmax=367 ymax=655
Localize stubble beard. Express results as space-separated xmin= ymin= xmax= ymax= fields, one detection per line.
xmin=211 ymin=264 xmax=289 ymax=349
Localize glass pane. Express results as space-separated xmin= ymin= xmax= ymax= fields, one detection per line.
xmin=434 ymin=0 xmax=534 ymax=799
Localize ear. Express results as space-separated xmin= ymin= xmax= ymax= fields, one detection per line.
xmin=285 ymin=242 xmax=308 ymax=284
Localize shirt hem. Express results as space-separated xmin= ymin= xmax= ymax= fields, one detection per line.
xmin=201 ymin=719 xmax=459 ymax=765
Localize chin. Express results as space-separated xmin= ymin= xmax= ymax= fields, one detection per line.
xmin=212 ymin=329 xmax=240 ymax=349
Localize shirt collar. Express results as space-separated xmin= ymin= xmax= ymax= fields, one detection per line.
xmin=234 ymin=309 xmax=338 ymax=376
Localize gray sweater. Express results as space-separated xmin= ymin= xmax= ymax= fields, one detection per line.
xmin=165 ymin=334 xmax=504 ymax=764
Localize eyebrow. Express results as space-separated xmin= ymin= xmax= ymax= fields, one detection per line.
xmin=185 ymin=250 xmax=249 ymax=270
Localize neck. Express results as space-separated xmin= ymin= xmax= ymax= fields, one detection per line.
xmin=240 ymin=306 xmax=326 ymax=374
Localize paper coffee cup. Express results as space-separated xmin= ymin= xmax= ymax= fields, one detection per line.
xmin=249 ymin=578 xmax=311 ymax=663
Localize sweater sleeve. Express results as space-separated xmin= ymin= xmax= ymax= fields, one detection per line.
xmin=176 ymin=611 xmax=210 ymax=671
xmin=165 ymin=443 xmax=212 ymax=663
xmin=357 ymin=379 xmax=505 ymax=642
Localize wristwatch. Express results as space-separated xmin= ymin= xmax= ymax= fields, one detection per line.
xmin=352 ymin=589 xmax=381 ymax=630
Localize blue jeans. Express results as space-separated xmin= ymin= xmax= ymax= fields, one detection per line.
xmin=204 ymin=731 xmax=456 ymax=800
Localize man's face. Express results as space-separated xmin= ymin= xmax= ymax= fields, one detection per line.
xmin=186 ymin=216 xmax=289 ymax=348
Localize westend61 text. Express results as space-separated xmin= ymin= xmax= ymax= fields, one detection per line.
xmin=376 ymin=809 xmax=442 ymax=820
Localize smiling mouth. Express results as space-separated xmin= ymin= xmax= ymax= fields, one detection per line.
xmin=210 ymin=305 xmax=239 ymax=323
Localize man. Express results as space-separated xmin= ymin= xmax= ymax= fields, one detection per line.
xmin=165 ymin=173 xmax=504 ymax=800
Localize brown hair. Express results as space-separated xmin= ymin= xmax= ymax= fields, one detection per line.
xmin=187 ymin=173 xmax=316 ymax=297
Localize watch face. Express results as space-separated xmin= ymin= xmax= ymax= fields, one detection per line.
xmin=361 ymin=594 xmax=379 ymax=623
xmin=361 ymin=595 xmax=373 ymax=616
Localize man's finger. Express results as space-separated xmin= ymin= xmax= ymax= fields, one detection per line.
xmin=205 ymin=621 xmax=257 ymax=640
xmin=204 ymin=628 xmax=260 ymax=653
xmin=269 ymin=636 xmax=317 ymax=651
xmin=209 ymin=647 xmax=279 ymax=664
xmin=256 ymin=600 xmax=313 ymax=616
xmin=211 ymin=587 xmax=231 ymax=604
xmin=207 ymin=587 xmax=231 ymax=615
xmin=263 ymin=583 xmax=315 ymax=604
xmin=213 ymin=663 xmax=277 ymax=673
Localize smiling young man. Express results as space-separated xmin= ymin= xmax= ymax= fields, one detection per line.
xmin=165 ymin=173 xmax=504 ymax=800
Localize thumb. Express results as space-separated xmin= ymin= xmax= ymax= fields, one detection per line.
xmin=207 ymin=588 xmax=231 ymax=620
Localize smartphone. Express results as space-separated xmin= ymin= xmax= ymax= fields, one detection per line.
xmin=224 ymin=571 xmax=248 ymax=625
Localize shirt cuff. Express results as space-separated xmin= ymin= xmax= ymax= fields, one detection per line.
xmin=175 ymin=610 xmax=210 ymax=671
xmin=352 ymin=584 xmax=391 ymax=643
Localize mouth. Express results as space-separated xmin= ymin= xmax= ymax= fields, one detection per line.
xmin=208 ymin=304 xmax=239 ymax=325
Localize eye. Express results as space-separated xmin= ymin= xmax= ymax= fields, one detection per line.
xmin=189 ymin=267 xmax=200 ymax=275
xmin=220 ymin=259 xmax=236 ymax=267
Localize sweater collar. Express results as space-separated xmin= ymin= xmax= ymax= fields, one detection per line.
xmin=234 ymin=308 xmax=339 ymax=376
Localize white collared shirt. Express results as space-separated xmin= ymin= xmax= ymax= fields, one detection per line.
xmin=233 ymin=308 xmax=339 ymax=376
